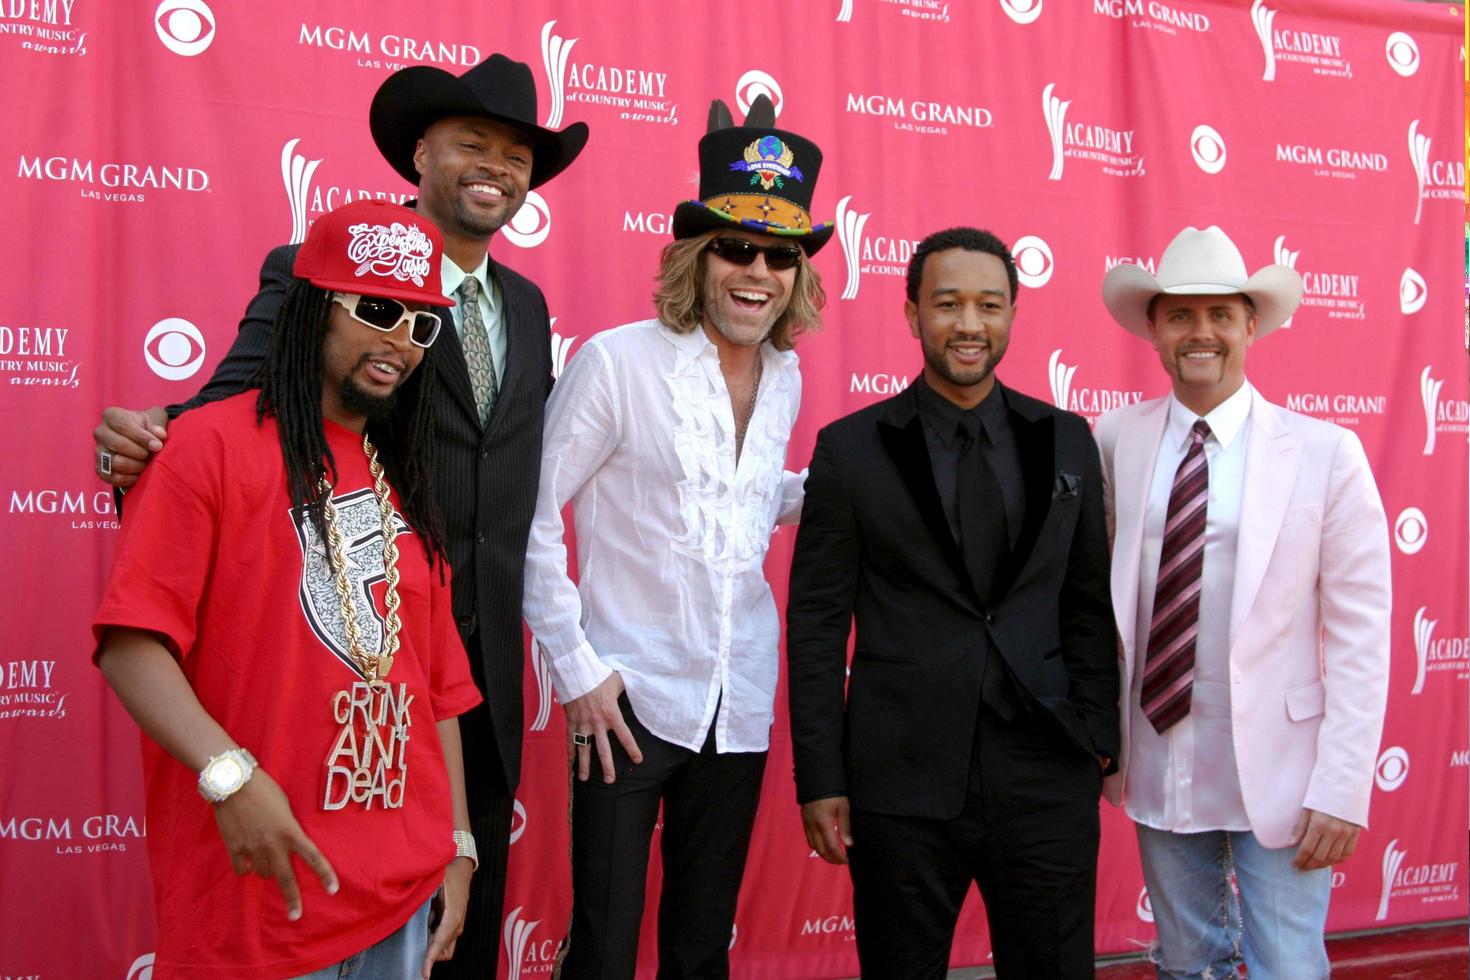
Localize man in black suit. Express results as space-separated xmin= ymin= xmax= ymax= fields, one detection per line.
xmin=91 ymin=56 xmax=587 ymax=976
xmin=787 ymin=227 xmax=1118 ymax=979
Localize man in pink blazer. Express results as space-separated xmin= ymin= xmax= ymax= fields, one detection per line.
xmin=1094 ymin=226 xmax=1391 ymax=980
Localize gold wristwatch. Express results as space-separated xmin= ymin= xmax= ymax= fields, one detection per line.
xmin=197 ymin=748 xmax=258 ymax=804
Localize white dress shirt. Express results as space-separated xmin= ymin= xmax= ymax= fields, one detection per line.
xmin=1126 ymin=381 xmax=1253 ymax=832
xmin=522 ymin=319 xmax=805 ymax=753
xmin=441 ymin=254 xmax=506 ymax=387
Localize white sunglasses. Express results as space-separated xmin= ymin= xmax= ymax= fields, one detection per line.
xmin=332 ymin=292 xmax=443 ymax=348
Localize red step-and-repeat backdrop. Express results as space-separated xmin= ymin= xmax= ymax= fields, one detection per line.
xmin=2 ymin=1 xmax=1465 ymax=977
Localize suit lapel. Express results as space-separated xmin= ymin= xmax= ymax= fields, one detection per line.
xmin=1229 ymin=391 xmax=1299 ymax=644
xmin=433 ymin=311 xmax=479 ymax=425
xmin=990 ymin=387 xmax=1054 ymax=601
xmin=1111 ymin=398 xmax=1169 ymax=656
xmin=484 ymin=259 xmax=522 ymax=435
xmin=876 ymin=389 xmax=969 ymax=587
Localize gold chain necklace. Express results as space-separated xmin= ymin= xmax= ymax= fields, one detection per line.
xmin=320 ymin=432 xmax=402 ymax=682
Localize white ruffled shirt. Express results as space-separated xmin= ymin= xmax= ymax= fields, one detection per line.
xmin=522 ymin=319 xmax=805 ymax=753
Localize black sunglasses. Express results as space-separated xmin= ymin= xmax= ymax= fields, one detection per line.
xmin=706 ymin=237 xmax=804 ymax=271
xmin=333 ymin=293 xmax=443 ymax=348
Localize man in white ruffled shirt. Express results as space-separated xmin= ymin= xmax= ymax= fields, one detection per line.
xmin=522 ymin=96 xmax=831 ymax=978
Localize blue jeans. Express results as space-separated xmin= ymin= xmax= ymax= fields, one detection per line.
xmin=291 ymin=897 xmax=432 ymax=980
xmin=1136 ymin=824 xmax=1331 ymax=980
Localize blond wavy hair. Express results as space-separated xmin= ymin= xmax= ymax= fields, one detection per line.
xmin=652 ymin=229 xmax=826 ymax=351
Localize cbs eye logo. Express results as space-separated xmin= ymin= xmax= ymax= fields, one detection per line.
xmin=1393 ymin=507 xmax=1428 ymax=556
xmin=144 ymin=318 xmax=207 ymax=381
xmin=735 ymin=70 xmax=783 ymax=118
xmin=1399 ymin=268 xmax=1427 ymax=315
xmin=1375 ymin=746 xmax=1409 ymax=792
xmin=1190 ymin=125 xmax=1227 ymax=175
xmin=502 ymin=191 xmax=552 ymax=249
xmin=155 ymin=0 xmax=215 ymax=57
xmin=1385 ymin=33 xmax=1420 ymax=78
xmin=998 ymin=0 xmax=1043 ymax=25
xmin=1011 ymin=235 xmax=1054 ymax=289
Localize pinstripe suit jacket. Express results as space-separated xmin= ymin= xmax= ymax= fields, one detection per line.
xmin=172 ymin=242 xmax=553 ymax=790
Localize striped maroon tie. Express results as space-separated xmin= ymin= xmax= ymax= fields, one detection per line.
xmin=1141 ymin=419 xmax=1211 ymax=734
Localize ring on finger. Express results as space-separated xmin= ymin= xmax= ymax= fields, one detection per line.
xmin=571 ymin=731 xmax=592 ymax=747
xmin=99 ymin=450 xmax=114 ymax=476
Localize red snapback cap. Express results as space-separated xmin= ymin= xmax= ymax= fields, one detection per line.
xmin=293 ymin=200 xmax=453 ymax=307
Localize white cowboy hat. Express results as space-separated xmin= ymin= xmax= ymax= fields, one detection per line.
xmin=1101 ymin=225 xmax=1303 ymax=339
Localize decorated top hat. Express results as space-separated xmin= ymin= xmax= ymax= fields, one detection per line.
xmin=370 ymin=54 xmax=589 ymax=189
xmin=294 ymin=200 xmax=453 ymax=308
xmin=672 ymin=96 xmax=833 ymax=254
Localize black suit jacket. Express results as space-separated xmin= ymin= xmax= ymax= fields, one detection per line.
xmin=172 ymin=243 xmax=554 ymax=789
xmin=787 ymin=381 xmax=1118 ymax=820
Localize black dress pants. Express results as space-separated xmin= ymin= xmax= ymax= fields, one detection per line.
xmin=437 ymin=636 xmax=515 ymax=980
xmin=558 ymin=695 xmax=768 ymax=980
xmin=848 ymin=705 xmax=1102 ymax=980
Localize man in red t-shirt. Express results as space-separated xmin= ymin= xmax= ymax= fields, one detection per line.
xmin=93 ymin=200 xmax=483 ymax=979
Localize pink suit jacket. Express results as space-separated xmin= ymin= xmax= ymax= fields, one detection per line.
xmin=1095 ymin=387 xmax=1391 ymax=848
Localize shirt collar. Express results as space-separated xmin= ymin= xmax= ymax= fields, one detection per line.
xmin=440 ymin=253 xmax=496 ymax=320
xmin=658 ymin=320 xmax=797 ymax=373
xmin=1167 ymin=380 xmax=1252 ymax=451
xmin=914 ymin=374 xmax=1006 ymax=448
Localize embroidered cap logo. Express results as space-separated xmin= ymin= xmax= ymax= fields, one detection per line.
xmin=345 ymin=221 xmax=435 ymax=287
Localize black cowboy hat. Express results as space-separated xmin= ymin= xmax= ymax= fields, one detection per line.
xmin=370 ymin=54 xmax=589 ymax=189
xmin=671 ymin=96 xmax=833 ymax=254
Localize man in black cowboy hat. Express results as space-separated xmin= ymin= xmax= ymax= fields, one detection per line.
xmin=91 ymin=55 xmax=587 ymax=976
xmin=522 ymin=97 xmax=828 ymax=978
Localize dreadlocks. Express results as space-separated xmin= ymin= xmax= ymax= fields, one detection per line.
xmin=253 ymin=278 xmax=448 ymax=566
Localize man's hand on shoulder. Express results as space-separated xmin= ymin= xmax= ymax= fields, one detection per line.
xmin=801 ymin=796 xmax=853 ymax=865
xmin=1290 ymin=807 xmax=1362 ymax=871
xmin=94 ymin=406 xmax=169 ymax=489
xmin=562 ymin=669 xmax=643 ymax=784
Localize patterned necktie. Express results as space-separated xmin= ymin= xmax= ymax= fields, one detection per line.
xmin=457 ymin=276 xmax=498 ymax=426
xmin=1141 ymin=419 xmax=1211 ymax=734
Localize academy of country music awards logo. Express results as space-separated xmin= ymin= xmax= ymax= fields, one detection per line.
xmin=127 ymin=952 xmax=156 ymax=980
xmin=1377 ymin=839 xmax=1460 ymax=921
xmin=15 ymin=152 xmax=210 ymax=204
xmin=1047 ymin=350 xmax=1142 ymax=424
xmin=844 ymin=90 xmax=993 ymax=138
xmin=540 ymin=20 xmax=678 ymax=127
xmin=834 ymin=196 xmax=919 ymax=302
xmin=1 ymin=0 xmax=88 ymax=56
xmin=0 ymin=323 xmax=83 ymax=390
xmin=1043 ymin=84 xmax=1143 ymax=180
xmin=297 ymin=20 xmax=479 ymax=71
xmin=1407 ymin=120 xmax=1463 ymax=226
xmin=1410 ymin=606 xmax=1469 ymax=695
xmin=836 ymin=0 xmax=951 ymax=24
xmin=280 ymin=137 xmax=554 ymax=250
xmin=1251 ymin=0 xmax=1351 ymax=81
xmin=1419 ymin=366 xmax=1468 ymax=456
xmin=504 ymin=907 xmax=557 ymax=977
xmin=1270 ymin=237 xmax=1364 ymax=322
xmin=1090 ymin=0 xmax=1210 ymax=36
xmin=0 ymin=658 xmax=69 ymax=722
